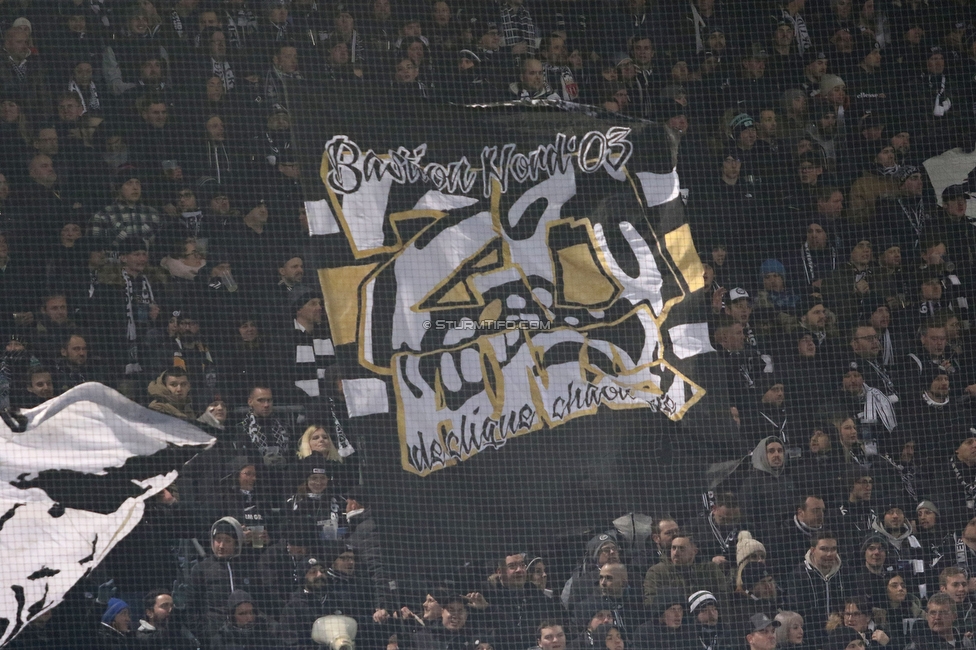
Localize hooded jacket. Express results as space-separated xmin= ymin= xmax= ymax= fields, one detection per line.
xmin=147 ymin=370 xmax=196 ymax=420
xmin=561 ymin=531 xmax=618 ymax=609
xmin=786 ymin=548 xmax=848 ymax=645
xmin=188 ymin=517 xmax=261 ymax=637
xmin=211 ymin=590 xmax=278 ymax=650
xmin=740 ymin=436 xmax=800 ymax=537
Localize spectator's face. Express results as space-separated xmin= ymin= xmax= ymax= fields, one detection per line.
xmin=887 ymin=577 xmax=907 ymax=603
xmin=921 ymin=327 xmax=947 ymax=355
xmin=811 ymin=538 xmax=839 ymax=571
xmin=851 ymin=476 xmax=873 ymax=501
xmin=140 ymin=59 xmax=162 ymax=84
xmin=809 ymin=430 xmax=830 ymax=453
xmin=921 ymin=278 xmax=942 ymax=301
xmin=758 ymin=110 xmax=777 ymax=137
xmin=707 ymin=31 xmax=725 ymax=51
xmin=210 ymin=194 xmax=231 ymax=214
xmin=927 ymin=603 xmax=955 ymax=635
xmin=198 ymin=11 xmax=219 ymax=29
xmin=797 ymin=334 xmax=816 ymax=358
xmin=529 ymin=560 xmax=547 ymax=589
xmin=61 ymin=336 xmax=88 ymax=366
xmin=927 ymin=53 xmax=945 ymax=75
xmin=209 ymin=31 xmax=227 ymax=58
xmin=238 ymin=465 xmax=256 ymax=490
xmin=521 ymin=60 xmax=544 ymax=90
xmin=480 ymin=28 xmax=501 ymax=50
xmin=765 ymin=441 xmax=785 ymax=468
xmin=721 ymin=155 xmax=741 ymax=179
xmin=763 ymin=272 xmax=784 ymax=292
xmin=597 ymin=543 xmax=620 ymax=567
xmin=727 ymin=299 xmax=751 ymax=324
xmin=945 ymin=195 xmax=968 ymax=217
xmin=269 ymin=6 xmax=287 ymax=23
xmin=742 ymin=57 xmax=764 ymax=77
xmin=543 ymin=37 xmax=567 ymax=64
xmin=838 ymin=418 xmax=858 ymax=446
xmin=297 ymin=298 xmax=323 ymax=325
xmin=598 ymin=565 xmax=624 ymax=597
xmin=864 ymin=542 xmax=886 ymax=568
xmin=891 ymin=131 xmax=910 ymax=153
xmin=869 ymin=306 xmax=890 ymax=330
xmin=232 ymin=602 xmax=255 ymax=628
xmin=917 ymin=507 xmax=936 ymax=530
xmin=670 ymin=537 xmax=696 ymax=565
xmin=539 ymin=626 xmax=566 ymax=650
xmin=401 ymin=21 xmax=422 ymax=36
xmin=212 ymin=532 xmax=236 ymax=558
xmin=738 ymin=126 xmax=757 ymax=147
xmin=330 ymin=43 xmax=349 ymax=64
xmin=58 ymin=98 xmax=83 ymax=123
xmin=177 ymin=190 xmax=197 ymax=212
xmin=798 ymin=161 xmax=822 ymax=185
xmin=631 ymin=39 xmax=654 ymax=66
xmin=237 ymin=321 xmax=258 ymax=342
xmin=747 ymin=626 xmax=777 ymax=650
xmin=929 ymin=375 xmax=950 ymax=400
xmin=121 ymin=250 xmax=149 ymax=274
xmin=943 ymin=573 xmax=968 ymax=602
xmin=761 ymin=384 xmax=785 ymax=407
xmin=605 ymin=628 xmax=624 ymax=650
xmin=142 ymin=102 xmax=167 ymax=128
xmin=876 ymin=146 xmax=895 ymax=167
xmin=0 ymin=100 xmax=18 ymax=124
xmin=335 ymin=11 xmax=354 ymax=33
xmin=851 ymin=327 xmax=880 ymax=358
xmin=28 ymin=373 xmax=53 ymax=398
xmin=248 ymin=388 xmax=273 ymax=416
xmin=274 ymin=46 xmax=299 ymax=73
xmin=850 ymin=240 xmax=871 ymax=264
xmin=432 ymin=1 xmax=451 ymax=25
xmin=395 ymin=59 xmax=419 ymax=82
xmin=164 ymin=375 xmax=191 ymax=400
xmin=662 ymin=604 xmax=683 ymax=628
xmin=305 ymin=564 xmax=326 ymax=588
xmin=798 ymin=497 xmax=825 ymax=527
xmin=806 ymin=223 xmax=827 ymax=248
xmin=72 ymin=62 xmax=94 ymax=86
xmin=333 ymin=551 xmax=355 ymax=575
xmin=500 ymin=554 xmax=527 ymax=587
xmin=29 ymin=156 xmax=56 ymax=184
xmin=696 ymin=603 xmax=718 ymax=626
xmin=884 ymin=508 xmax=905 ymax=530
xmin=147 ymin=595 xmax=173 ymax=624
xmin=41 ymin=295 xmax=68 ymax=325
xmin=655 ymin=519 xmax=679 ymax=550
xmin=803 ymin=304 xmax=827 ymax=329
xmin=422 ymin=594 xmax=443 ymax=620
xmin=35 ymin=129 xmax=58 ymax=155
xmin=206 ymin=76 xmax=224 ymax=101
xmin=206 ymin=117 xmax=224 ymax=142
xmin=843 ymin=604 xmax=869 ymax=633
xmin=442 ymin=603 xmax=468 ymax=631
xmin=120 ymin=179 xmax=142 ymax=203
xmin=306 ymin=472 xmax=328 ymax=493
xmin=308 ymin=428 xmax=333 ymax=454
xmin=774 ymin=24 xmax=794 ymax=46
xmin=4 ymin=30 xmax=29 ymax=60
xmin=806 ymin=59 xmax=826 ymax=79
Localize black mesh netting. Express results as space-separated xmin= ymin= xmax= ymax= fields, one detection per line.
xmin=1 ymin=1 xmax=976 ymax=649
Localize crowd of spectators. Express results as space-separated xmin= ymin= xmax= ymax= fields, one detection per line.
xmin=3 ymin=0 xmax=976 ymax=647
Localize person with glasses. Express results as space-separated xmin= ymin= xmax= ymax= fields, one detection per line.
xmin=829 ymin=595 xmax=890 ymax=647
xmin=909 ymin=593 xmax=967 ymax=648
xmin=484 ymin=551 xmax=558 ymax=650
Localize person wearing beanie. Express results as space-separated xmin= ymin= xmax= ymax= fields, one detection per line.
xmin=98 ymin=597 xmax=132 ymax=645
xmin=730 ymin=560 xmax=781 ymax=625
xmin=736 ymin=531 xmax=768 ymax=567
xmin=211 ymin=590 xmax=279 ymax=649
xmin=688 ymin=589 xmax=730 ymax=650
xmin=562 ymin=532 xmax=620 ymax=610
xmin=790 ymin=220 xmax=838 ymax=292
xmin=186 ymin=516 xmax=261 ymax=639
xmin=849 ymin=533 xmax=892 ymax=608
xmin=741 ymin=437 xmax=801 ymax=541
xmin=755 ymin=258 xmax=801 ymax=315
xmin=285 ymin=455 xmax=348 ymax=543
xmin=274 ymin=285 xmax=334 ymax=401
xmin=846 ymin=43 xmax=889 ymax=116
xmin=847 ymin=142 xmax=902 ymax=223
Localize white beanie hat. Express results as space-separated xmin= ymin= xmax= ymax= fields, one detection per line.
xmin=736 ymin=530 xmax=766 ymax=566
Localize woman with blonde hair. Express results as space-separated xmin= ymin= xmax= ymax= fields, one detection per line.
xmin=296 ymin=424 xmax=357 ymax=492
xmin=775 ymin=611 xmax=807 ymax=647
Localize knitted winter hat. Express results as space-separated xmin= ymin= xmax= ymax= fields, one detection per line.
xmin=736 ymin=530 xmax=766 ymax=565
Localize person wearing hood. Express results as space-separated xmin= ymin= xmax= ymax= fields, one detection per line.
xmin=755 ymin=259 xmax=801 ymax=323
xmin=562 ymin=532 xmax=621 ymax=610
xmin=135 ymin=589 xmax=200 ymax=648
xmin=147 ymin=367 xmax=195 ymax=420
xmin=632 ymin=588 xmax=695 ymax=649
xmin=187 ymin=516 xmax=262 ymax=639
xmin=98 ymin=598 xmax=134 ymax=648
xmin=785 ymin=531 xmax=850 ymax=648
xmin=741 ymin=436 xmax=800 ymax=540
xmin=210 ymin=590 xmax=278 ymax=650
xmin=870 ymin=505 xmax=924 ymax=576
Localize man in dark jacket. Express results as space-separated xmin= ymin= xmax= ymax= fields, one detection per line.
xmin=785 ymin=531 xmax=849 ymax=647
xmin=483 ymin=551 xmax=558 ymax=650
xmin=187 ymin=517 xmax=262 ymax=639
xmin=210 ymin=590 xmax=278 ymax=650
xmin=908 ymin=593 xmax=968 ymax=649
